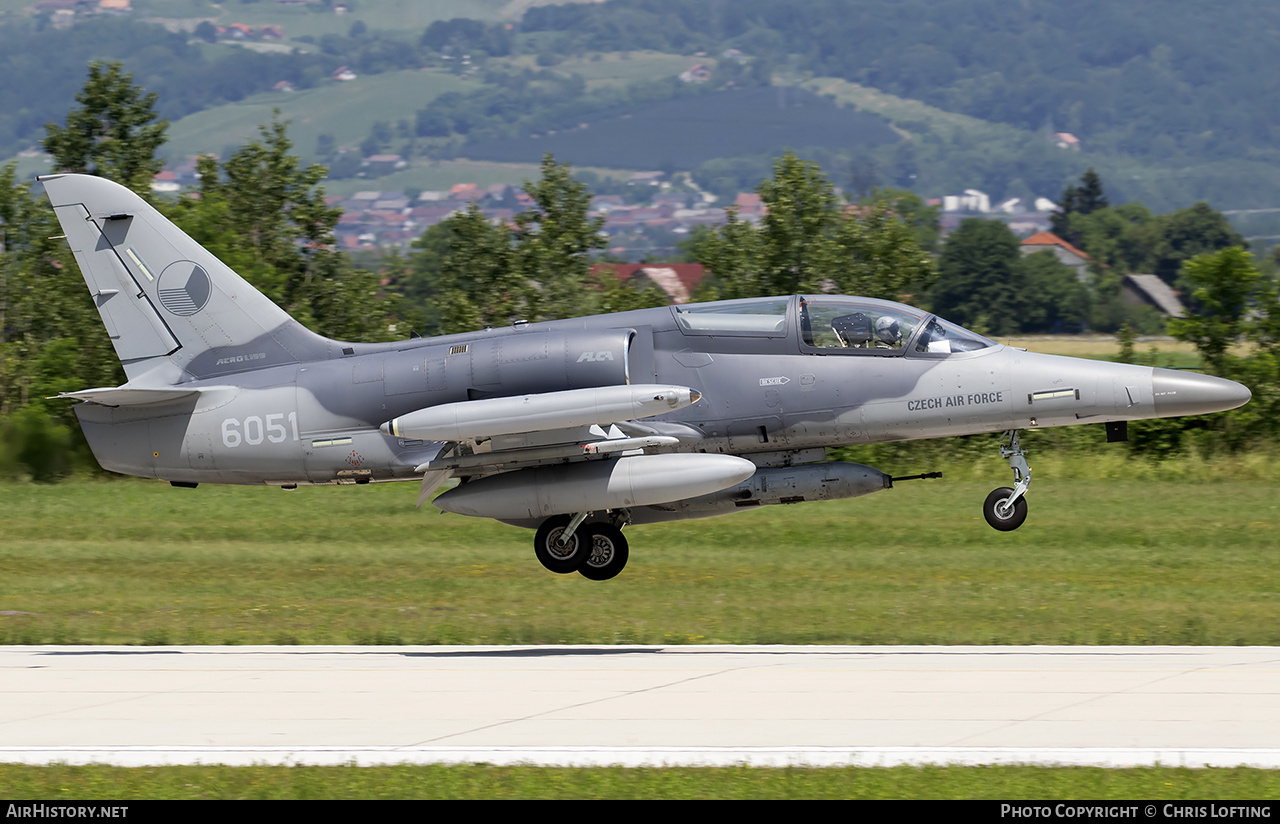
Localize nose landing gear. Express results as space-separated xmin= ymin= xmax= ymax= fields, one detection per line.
xmin=984 ymin=430 xmax=1031 ymax=531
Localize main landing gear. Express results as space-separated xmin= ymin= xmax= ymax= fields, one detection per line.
xmin=984 ymin=430 xmax=1031 ymax=531
xmin=533 ymin=512 xmax=630 ymax=580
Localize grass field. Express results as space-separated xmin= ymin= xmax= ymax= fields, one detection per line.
xmin=130 ymin=0 xmax=510 ymax=37
xmin=1000 ymin=336 xmax=1205 ymax=369
xmin=3 ymin=461 xmax=1278 ymax=647
xmin=5 ymin=451 xmax=1277 ymax=797
xmin=802 ymin=75 xmax=1022 ymax=144
xmin=1 ymin=763 xmax=1278 ymax=800
xmin=162 ymin=68 xmax=480 ymax=166
xmin=500 ymin=51 xmax=707 ymax=90
xmin=463 ymin=86 xmax=899 ymax=170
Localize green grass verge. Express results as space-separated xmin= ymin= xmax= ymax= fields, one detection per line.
xmin=2 ymin=464 xmax=1278 ymax=646
xmin=0 ymin=764 xmax=1277 ymax=799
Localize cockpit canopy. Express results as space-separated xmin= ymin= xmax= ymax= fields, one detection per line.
xmin=800 ymin=296 xmax=994 ymax=355
xmin=672 ymin=295 xmax=995 ymax=356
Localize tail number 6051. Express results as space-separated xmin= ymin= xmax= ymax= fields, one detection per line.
xmin=221 ymin=412 xmax=299 ymax=448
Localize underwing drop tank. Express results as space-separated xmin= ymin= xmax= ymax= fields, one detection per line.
xmin=629 ymin=462 xmax=893 ymax=524
xmin=433 ymin=453 xmax=756 ymax=520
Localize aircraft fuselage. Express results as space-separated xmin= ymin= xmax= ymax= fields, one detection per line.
xmin=74 ymin=295 xmax=1246 ymax=488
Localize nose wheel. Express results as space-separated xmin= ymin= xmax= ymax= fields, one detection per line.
xmin=983 ymin=486 xmax=1028 ymax=530
xmin=985 ymin=430 xmax=1031 ymax=531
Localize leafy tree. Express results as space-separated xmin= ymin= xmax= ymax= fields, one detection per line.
xmin=434 ymin=203 xmax=519 ymax=334
xmin=1166 ymin=247 xmax=1280 ymax=449
xmin=1017 ymin=250 xmax=1090 ymax=333
xmin=429 ymin=154 xmax=661 ymax=334
xmin=1153 ymin=202 xmax=1246 ymax=287
xmin=862 ymin=188 xmax=941 ymax=253
xmin=0 ymin=165 xmax=122 ymax=478
xmin=1168 ymin=247 xmax=1261 ymax=376
xmin=511 ymin=153 xmax=608 ymax=321
xmin=1075 ymin=168 xmax=1109 ymax=214
xmin=1050 ymin=168 xmax=1109 ymax=244
xmin=42 ymin=61 xmax=167 ymax=196
xmin=1067 ymin=201 xmax=1157 ymax=276
xmin=3 ymin=61 xmax=171 ymax=431
xmin=931 ymin=219 xmax=1087 ymax=334
xmin=415 ymin=109 xmax=451 ymax=138
xmin=692 ymin=151 xmax=935 ymax=301
xmin=931 ymin=218 xmax=1023 ymax=334
xmin=172 ymin=114 xmax=395 ymax=341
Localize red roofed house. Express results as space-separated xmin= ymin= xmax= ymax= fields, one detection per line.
xmin=733 ymin=192 xmax=765 ymax=222
xmin=150 ymin=170 xmax=179 ymax=194
xmin=592 ymin=263 xmax=706 ymax=305
xmin=1020 ymin=231 xmax=1092 ymax=281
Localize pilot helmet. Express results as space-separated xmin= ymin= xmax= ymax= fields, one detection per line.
xmin=875 ymin=315 xmax=901 ymax=344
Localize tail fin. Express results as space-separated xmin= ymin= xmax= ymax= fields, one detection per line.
xmin=41 ymin=173 xmax=339 ymax=383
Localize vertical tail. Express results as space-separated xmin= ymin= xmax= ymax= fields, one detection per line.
xmin=41 ymin=173 xmax=340 ymax=384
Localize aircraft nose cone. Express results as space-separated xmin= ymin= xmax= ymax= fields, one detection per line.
xmin=1152 ymin=368 xmax=1252 ymax=417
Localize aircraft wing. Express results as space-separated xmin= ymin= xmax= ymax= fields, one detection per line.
xmin=387 ymin=383 xmax=706 ymax=506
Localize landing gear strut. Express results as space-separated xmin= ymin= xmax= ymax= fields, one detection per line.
xmin=533 ymin=511 xmax=631 ymax=579
xmin=984 ymin=430 xmax=1031 ymax=531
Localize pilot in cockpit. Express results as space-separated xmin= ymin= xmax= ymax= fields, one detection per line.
xmin=831 ymin=312 xmax=905 ymax=350
xmin=874 ymin=315 xmax=902 ymax=349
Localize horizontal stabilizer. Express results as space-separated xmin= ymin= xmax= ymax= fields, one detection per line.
xmin=55 ymin=385 xmax=230 ymax=407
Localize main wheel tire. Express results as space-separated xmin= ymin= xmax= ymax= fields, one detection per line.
xmin=578 ymin=524 xmax=629 ymax=581
xmin=983 ymin=487 xmax=1028 ymax=531
xmin=534 ymin=515 xmax=590 ymax=574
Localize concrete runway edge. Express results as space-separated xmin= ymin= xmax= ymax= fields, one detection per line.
xmin=2 ymin=645 xmax=1277 ymax=768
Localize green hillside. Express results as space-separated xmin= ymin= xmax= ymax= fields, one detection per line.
xmin=163 ymin=68 xmax=479 ymax=166
xmin=7 ymin=0 xmax=1280 ymax=216
xmin=462 ymin=86 xmax=898 ymax=170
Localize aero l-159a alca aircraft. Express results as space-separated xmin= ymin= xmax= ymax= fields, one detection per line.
xmin=41 ymin=174 xmax=1251 ymax=580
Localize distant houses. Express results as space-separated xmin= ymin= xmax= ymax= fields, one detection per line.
xmin=593 ymin=263 xmax=706 ymax=304
xmin=33 ymin=0 xmax=132 ymax=20
xmin=320 ymin=182 xmax=734 ymax=255
xmin=1121 ymin=274 xmax=1186 ymax=318
xmin=1020 ymin=231 xmax=1093 ymax=281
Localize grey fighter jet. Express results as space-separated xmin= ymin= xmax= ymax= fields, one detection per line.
xmin=41 ymin=174 xmax=1251 ymax=580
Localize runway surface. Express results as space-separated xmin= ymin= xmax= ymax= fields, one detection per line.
xmin=2 ymin=645 xmax=1278 ymax=768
